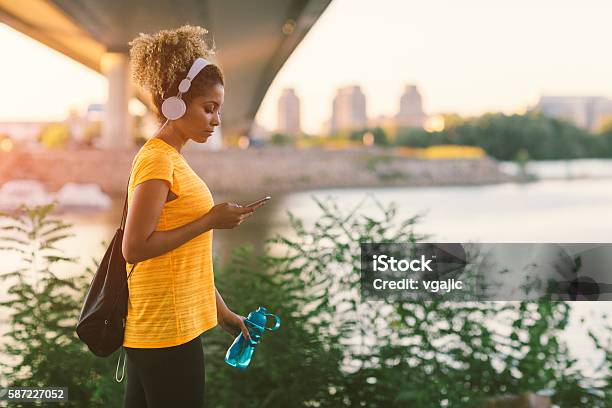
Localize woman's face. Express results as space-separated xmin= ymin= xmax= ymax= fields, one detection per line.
xmin=174 ymin=83 xmax=224 ymax=144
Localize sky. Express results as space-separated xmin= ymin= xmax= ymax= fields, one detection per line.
xmin=1 ymin=0 xmax=612 ymax=134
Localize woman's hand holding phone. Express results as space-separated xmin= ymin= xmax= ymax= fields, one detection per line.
xmin=206 ymin=203 xmax=253 ymax=229
xmin=206 ymin=196 xmax=270 ymax=229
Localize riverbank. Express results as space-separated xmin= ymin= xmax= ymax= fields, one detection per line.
xmin=0 ymin=146 xmax=512 ymax=198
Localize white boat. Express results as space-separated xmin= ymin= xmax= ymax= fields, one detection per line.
xmin=54 ymin=183 xmax=112 ymax=211
xmin=0 ymin=179 xmax=56 ymax=211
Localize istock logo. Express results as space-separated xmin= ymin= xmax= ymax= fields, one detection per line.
xmin=372 ymin=254 xmax=434 ymax=272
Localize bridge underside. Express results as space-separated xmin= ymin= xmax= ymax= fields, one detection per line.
xmin=0 ymin=0 xmax=331 ymax=149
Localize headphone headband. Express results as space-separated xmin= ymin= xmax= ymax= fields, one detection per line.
xmin=178 ymin=57 xmax=210 ymax=93
xmin=161 ymin=57 xmax=211 ymax=121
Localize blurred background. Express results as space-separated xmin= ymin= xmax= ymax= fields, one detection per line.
xmin=0 ymin=0 xmax=611 ymax=406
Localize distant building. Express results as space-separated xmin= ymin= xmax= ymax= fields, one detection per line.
xmin=330 ymin=85 xmax=367 ymax=134
xmin=534 ymin=95 xmax=612 ymax=132
xmin=396 ymin=84 xmax=426 ymax=128
xmin=277 ymin=88 xmax=301 ymax=135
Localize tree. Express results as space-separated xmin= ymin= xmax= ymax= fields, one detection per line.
xmin=393 ymin=112 xmax=612 ymax=160
xmin=350 ymin=127 xmax=389 ymax=146
xmin=270 ymin=133 xmax=293 ymax=146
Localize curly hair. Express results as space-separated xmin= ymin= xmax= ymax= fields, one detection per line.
xmin=128 ymin=25 xmax=225 ymax=122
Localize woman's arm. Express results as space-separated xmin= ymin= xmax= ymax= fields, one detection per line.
xmin=215 ymin=287 xmax=250 ymax=340
xmin=122 ymin=179 xmax=258 ymax=264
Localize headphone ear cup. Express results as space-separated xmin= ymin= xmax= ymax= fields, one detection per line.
xmin=161 ymin=97 xmax=187 ymax=120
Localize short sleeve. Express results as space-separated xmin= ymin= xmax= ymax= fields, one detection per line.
xmin=131 ymin=148 xmax=174 ymax=190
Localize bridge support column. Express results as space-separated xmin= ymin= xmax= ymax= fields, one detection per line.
xmin=100 ymin=52 xmax=132 ymax=150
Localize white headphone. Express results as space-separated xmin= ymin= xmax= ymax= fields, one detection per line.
xmin=161 ymin=57 xmax=210 ymax=120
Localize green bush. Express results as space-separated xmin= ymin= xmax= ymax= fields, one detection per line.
xmin=0 ymin=204 xmax=123 ymax=407
xmin=1 ymin=200 xmax=610 ymax=407
xmin=205 ymin=196 xmax=612 ymax=407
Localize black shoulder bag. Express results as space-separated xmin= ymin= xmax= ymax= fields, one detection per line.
xmin=76 ymin=179 xmax=136 ymax=361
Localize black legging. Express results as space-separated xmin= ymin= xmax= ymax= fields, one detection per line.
xmin=123 ymin=335 xmax=205 ymax=408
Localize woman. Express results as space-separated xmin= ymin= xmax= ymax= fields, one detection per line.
xmin=121 ymin=25 xmax=264 ymax=407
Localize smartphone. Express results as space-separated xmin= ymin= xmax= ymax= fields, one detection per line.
xmin=245 ymin=196 xmax=271 ymax=208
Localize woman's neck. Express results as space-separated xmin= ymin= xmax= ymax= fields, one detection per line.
xmin=156 ymin=123 xmax=186 ymax=154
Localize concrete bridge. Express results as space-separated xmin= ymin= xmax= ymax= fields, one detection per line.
xmin=0 ymin=0 xmax=331 ymax=149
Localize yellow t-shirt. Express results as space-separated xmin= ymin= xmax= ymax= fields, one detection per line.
xmin=123 ymin=137 xmax=217 ymax=348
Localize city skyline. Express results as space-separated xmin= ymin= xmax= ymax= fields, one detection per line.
xmin=2 ymin=0 xmax=612 ymax=135
xmin=273 ymin=84 xmax=612 ymax=135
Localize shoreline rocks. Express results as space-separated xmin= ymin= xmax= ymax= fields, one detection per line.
xmin=0 ymin=147 xmax=513 ymax=198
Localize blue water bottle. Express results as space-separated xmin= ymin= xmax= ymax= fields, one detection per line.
xmin=224 ymin=306 xmax=281 ymax=369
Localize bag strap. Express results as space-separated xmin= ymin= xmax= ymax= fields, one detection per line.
xmin=120 ymin=176 xmax=130 ymax=231
xmin=126 ymin=262 xmax=136 ymax=279
xmin=108 ymin=174 xmax=137 ymax=317
xmin=122 ymin=173 xmax=137 ymax=278
xmin=115 ymin=348 xmax=127 ymax=383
